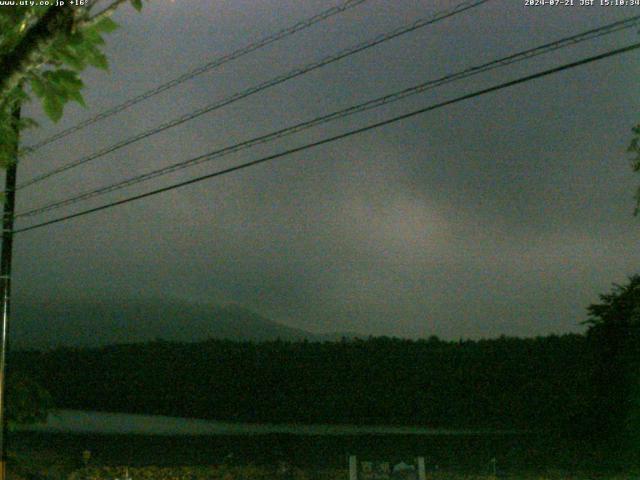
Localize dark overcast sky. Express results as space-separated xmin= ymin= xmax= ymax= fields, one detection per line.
xmin=9 ymin=0 xmax=640 ymax=339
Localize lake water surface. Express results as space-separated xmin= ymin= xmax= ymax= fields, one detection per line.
xmin=16 ymin=410 xmax=516 ymax=436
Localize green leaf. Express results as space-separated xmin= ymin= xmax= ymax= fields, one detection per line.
xmin=93 ymin=17 xmax=119 ymax=33
xmin=18 ymin=117 xmax=39 ymax=130
xmin=130 ymin=0 xmax=143 ymax=11
xmin=52 ymin=69 xmax=80 ymax=83
xmin=54 ymin=47 xmax=86 ymax=70
xmin=68 ymin=89 xmax=86 ymax=107
xmin=81 ymin=28 xmax=106 ymax=46
xmin=43 ymin=94 xmax=63 ymax=122
xmin=29 ymin=75 xmax=47 ymax=98
xmin=50 ymin=69 xmax=83 ymax=90
xmin=86 ymin=51 xmax=109 ymax=71
xmin=66 ymin=32 xmax=85 ymax=47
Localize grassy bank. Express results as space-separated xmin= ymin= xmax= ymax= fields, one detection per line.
xmin=64 ymin=466 xmax=640 ymax=480
xmin=5 ymin=432 xmax=637 ymax=480
xmin=12 ymin=464 xmax=640 ymax=480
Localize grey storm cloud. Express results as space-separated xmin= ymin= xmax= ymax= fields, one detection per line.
xmin=8 ymin=0 xmax=640 ymax=341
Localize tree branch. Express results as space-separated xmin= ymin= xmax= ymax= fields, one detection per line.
xmin=83 ymin=0 xmax=128 ymax=25
xmin=0 ymin=6 xmax=76 ymax=105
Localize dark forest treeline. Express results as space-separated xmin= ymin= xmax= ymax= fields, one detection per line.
xmin=9 ymin=334 xmax=596 ymax=432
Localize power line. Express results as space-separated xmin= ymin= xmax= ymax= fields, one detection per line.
xmin=14 ymin=41 xmax=640 ymax=235
xmin=15 ymin=14 xmax=640 ymax=219
xmin=16 ymin=0 xmax=491 ymax=190
xmin=20 ymin=0 xmax=371 ymax=155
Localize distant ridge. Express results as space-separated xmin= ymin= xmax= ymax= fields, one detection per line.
xmin=11 ymin=298 xmax=362 ymax=349
xmin=313 ymin=331 xmax=368 ymax=342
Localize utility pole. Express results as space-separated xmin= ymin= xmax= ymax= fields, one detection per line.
xmin=0 ymin=105 xmax=20 ymax=480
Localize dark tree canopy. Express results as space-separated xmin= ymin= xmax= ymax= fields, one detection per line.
xmin=584 ymin=275 xmax=640 ymax=452
xmin=586 ymin=274 xmax=640 ymax=333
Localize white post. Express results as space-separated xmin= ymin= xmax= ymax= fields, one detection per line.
xmin=417 ymin=457 xmax=426 ymax=480
xmin=349 ymin=455 xmax=358 ymax=480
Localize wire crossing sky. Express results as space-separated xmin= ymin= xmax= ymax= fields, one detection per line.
xmin=15 ymin=41 xmax=640 ymax=233
xmin=12 ymin=0 xmax=640 ymax=344
xmin=20 ymin=0 xmax=372 ymax=155
xmin=17 ymin=0 xmax=491 ymax=190
xmin=15 ymin=14 xmax=640 ymax=220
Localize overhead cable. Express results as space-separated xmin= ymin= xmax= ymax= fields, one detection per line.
xmin=14 ymin=41 xmax=640 ymax=234
xmin=21 ymin=0 xmax=372 ymax=154
xmin=16 ymin=15 xmax=640 ymax=219
xmin=17 ymin=0 xmax=491 ymax=189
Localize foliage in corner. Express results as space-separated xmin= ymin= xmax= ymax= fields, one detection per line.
xmin=0 ymin=0 xmax=146 ymax=168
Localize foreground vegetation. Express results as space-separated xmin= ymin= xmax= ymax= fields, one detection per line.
xmin=10 ymin=276 xmax=639 ymax=452
xmin=64 ymin=466 xmax=640 ymax=480
xmin=6 ymin=439 xmax=640 ymax=480
xmin=4 ymin=276 xmax=638 ymax=477
xmin=9 ymin=334 xmax=592 ymax=429
xmin=6 ymin=431 xmax=634 ymax=479
xmin=8 ymin=463 xmax=640 ymax=480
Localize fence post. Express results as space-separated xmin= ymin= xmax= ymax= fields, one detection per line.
xmin=349 ymin=455 xmax=357 ymax=480
xmin=417 ymin=457 xmax=426 ymax=480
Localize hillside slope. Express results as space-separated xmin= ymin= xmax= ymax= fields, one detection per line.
xmin=11 ymin=299 xmax=319 ymax=348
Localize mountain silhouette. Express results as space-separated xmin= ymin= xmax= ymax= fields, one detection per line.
xmin=11 ymin=298 xmax=361 ymax=349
